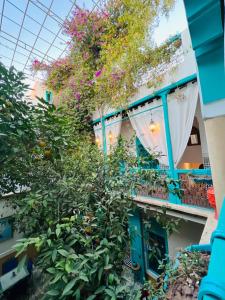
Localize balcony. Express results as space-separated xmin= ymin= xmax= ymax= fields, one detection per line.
xmin=136 ymin=168 xmax=213 ymax=210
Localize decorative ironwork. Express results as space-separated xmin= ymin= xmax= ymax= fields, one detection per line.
xmin=137 ymin=171 xmax=169 ymax=200
xmin=179 ymin=173 xmax=212 ymax=208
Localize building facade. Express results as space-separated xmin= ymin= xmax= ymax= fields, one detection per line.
xmin=92 ymin=28 xmax=219 ymax=281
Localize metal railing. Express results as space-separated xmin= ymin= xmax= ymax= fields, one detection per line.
xmin=135 ymin=168 xmax=213 ymax=210
xmin=177 ymin=169 xmax=212 ymax=208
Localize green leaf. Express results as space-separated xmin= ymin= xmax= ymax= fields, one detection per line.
xmin=58 ymin=249 xmax=69 ymax=257
xmin=86 ymin=295 xmax=96 ymax=300
xmin=74 ymin=288 xmax=80 ymax=300
xmin=108 ymin=274 xmax=114 ymax=285
xmin=62 ymin=278 xmax=77 ymax=296
xmin=46 ymin=289 xmax=60 ymax=296
xmin=98 ymin=267 xmax=103 ymax=282
xmin=56 ymin=228 xmax=61 ymax=237
xmin=95 ymin=286 xmax=105 ymax=294
xmin=79 ymin=274 xmax=89 ymax=282
xmin=52 ymin=249 xmax=57 ymax=262
xmin=47 ymin=267 xmax=55 ymax=274
xmin=50 ymin=272 xmax=62 ymax=284
xmin=105 ymin=254 xmax=109 ymax=266
xmin=104 ymin=264 xmax=113 ymax=271
xmin=17 ymin=255 xmax=27 ymax=272
xmin=47 ymin=239 xmax=51 ymax=246
xmin=105 ymin=289 xmax=116 ymax=298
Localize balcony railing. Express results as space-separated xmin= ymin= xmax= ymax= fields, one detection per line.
xmin=177 ymin=169 xmax=212 ymax=208
xmin=136 ymin=170 xmax=169 ymax=200
xmin=135 ymin=168 xmax=213 ymax=210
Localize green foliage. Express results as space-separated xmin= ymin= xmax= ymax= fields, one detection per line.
xmin=0 ymin=63 xmax=38 ymax=194
xmin=152 ymin=250 xmax=210 ymax=299
xmin=1 ymin=58 xmax=182 ymax=298
xmin=143 ymin=206 xmax=180 ymax=236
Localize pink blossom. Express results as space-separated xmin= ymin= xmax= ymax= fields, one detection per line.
xmin=87 ymin=80 xmax=94 ymax=86
xmin=95 ymin=69 xmax=102 ymax=78
xmin=74 ymin=92 xmax=81 ymax=101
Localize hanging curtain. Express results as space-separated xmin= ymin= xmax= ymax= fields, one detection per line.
xmin=168 ymin=82 xmax=199 ymax=166
xmin=128 ymin=100 xmax=168 ymax=165
xmin=105 ymin=114 xmax=122 ymax=154
xmin=93 ymin=122 xmax=103 ymax=151
xmin=128 ymin=82 xmax=199 ymax=167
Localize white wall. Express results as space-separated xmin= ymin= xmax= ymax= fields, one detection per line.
xmin=168 ymin=220 xmax=204 ymax=258
xmin=178 ymin=145 xmax=203 ymax=168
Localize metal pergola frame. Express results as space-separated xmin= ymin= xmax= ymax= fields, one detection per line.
xmin=0 ymin=0 xmax=105 ymax=83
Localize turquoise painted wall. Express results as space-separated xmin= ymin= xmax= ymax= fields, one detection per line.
xmin=183 ymin=0 xmax=225 ymax=104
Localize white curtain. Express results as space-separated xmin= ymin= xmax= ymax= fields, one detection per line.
xmin=168 ymin=82 xmax=199 ymax=166
xmin=105 ymin=114 xmax=122 ymax=154
xmin=93 ymin=122 xmax=103 ymax=151
xmin=93 ymin=115 xmax=122 ymax=154
xmin=128 ymin=99 xmax=168 ymax=165
xmin=128 ymin=82 xmax=199 ymax=166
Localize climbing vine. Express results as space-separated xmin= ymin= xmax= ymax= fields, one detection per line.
xmin=32 ymin=0 xmax=179 ymax=124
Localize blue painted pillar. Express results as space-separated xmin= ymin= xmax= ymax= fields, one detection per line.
xmin=198 ymin=198 xmax=225 ymax=300
xmin=101 ymin=117 xmax=107 ymax=156
xmin=161 ymin=92 xmax=180 ymax=204
xmin=129 ymin=209 xmax=145 ymax=283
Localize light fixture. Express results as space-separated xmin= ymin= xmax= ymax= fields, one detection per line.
xmin=149 ymin=119 xmax=157 ymax=133
xmin=95 ymin=136 xmax=101 ymax=147
xmin=108 ymin=130 xmax=113 ymax=143
xmin=149 ymin=112 xmax=158 ymax=133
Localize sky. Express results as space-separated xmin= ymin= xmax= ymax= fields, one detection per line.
xmin=0 ymin=0 xmax=188 ymax=84
xmin=154 ymin=0 xmax=188 ymax=45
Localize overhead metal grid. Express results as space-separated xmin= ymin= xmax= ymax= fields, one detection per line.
xmin=0 ymin=0 xmax=105 ymax=83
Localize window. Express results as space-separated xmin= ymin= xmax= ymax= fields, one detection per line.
xmin=143 ymin=220 xmax=168 ymax=276
xmin=45 ymin=91 xmax=53 ymax=104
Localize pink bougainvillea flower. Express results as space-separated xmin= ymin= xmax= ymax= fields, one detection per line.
xmin=74 ymin=92 xmax=81 ymax=101
xmin=87 ymin=80 xmax=94 ymax=86
xmin=95 ymin=69 xmax=103 ymax=78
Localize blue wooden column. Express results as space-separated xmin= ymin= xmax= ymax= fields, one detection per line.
xmin=198 ymin=198 xmax=225 ymax=300
xmin=129 ymin=209 xmax=145 ymax=283
xmin=161 ymin=92 xmax=180 ymax=204
xmin=101 ymin=117 xmax=107 ymax=155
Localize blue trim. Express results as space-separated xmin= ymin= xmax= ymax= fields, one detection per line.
xmin=175 ymin=169 xmax=211 ymax=176
xmin=161 ymin=92 xmax=174 ymax=175
xmin=186 ymin=244 xmax=211 ymax=253
xmin=129 ymin=210 xmax=145 ymax=283
xmin=92 ymin=74 xmax=197 ymax=124
xmin=101 ymin=117 xmax=107 ymax=155
xmin=161 ymin=92 xmax=180 ymax=204
xmin=198 ymin=197 xmax=225 ymax=300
